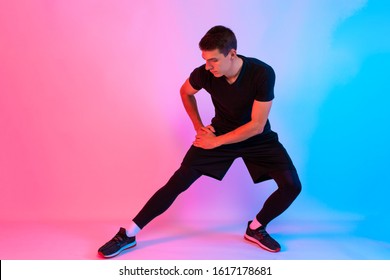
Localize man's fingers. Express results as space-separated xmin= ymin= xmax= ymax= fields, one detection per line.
xmin=201 ymin=126 xmax=215 ymax=134
xmin=205 ymin=125 xmax=216 ymax=133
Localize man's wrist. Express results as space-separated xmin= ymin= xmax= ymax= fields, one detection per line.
xmin=214 ymin=136 xmax=224 ymax=148
xmin=194 ymin=123 xmax=204 ymax=131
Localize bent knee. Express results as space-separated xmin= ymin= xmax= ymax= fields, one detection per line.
xmin=273 ymin=169 xmax=302 ymax=197
xmin=291 ymin=180 xmax=302 ymax=197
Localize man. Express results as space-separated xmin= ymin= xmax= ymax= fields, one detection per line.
xmin=98 ymin=25 xmax=301 ymax=258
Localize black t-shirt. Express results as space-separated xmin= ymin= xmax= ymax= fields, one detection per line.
xmin=189 ymin=55 xmax=275 ymax=139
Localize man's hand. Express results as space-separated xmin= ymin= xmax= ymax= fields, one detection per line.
xmin=193 ymin=125 xmax=219 ymax=149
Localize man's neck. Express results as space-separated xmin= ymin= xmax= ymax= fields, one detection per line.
xmin=225 ymin=57 xmax=243 ymax=84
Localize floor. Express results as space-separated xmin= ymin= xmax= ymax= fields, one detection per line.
xmin=1 ymin=217 xmax=389 ymax=260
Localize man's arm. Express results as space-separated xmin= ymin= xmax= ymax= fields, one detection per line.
xmin=180 ymin=78 xmax=203 ymax=132
xmin=193 ymin=100 xmax=272 ymax=149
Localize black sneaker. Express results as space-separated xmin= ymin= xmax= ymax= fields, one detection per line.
xmin=98 ymin=227 xmax=136 ymax=258
xmin=244 ymin=221 xmax=281 ymax=252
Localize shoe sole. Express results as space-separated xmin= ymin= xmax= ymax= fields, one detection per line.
xmin=244 ymin=234 xmax=280 ymax=253
xmin=98 ymin=241 xmax=137 ymax=258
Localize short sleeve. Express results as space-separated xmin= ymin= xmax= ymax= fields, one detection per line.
xmin=255 ymin=65 xmax=275 ymax=102
xmin=189 ymin=65 xmax=206 ymax=91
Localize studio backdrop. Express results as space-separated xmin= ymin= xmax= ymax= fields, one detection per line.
xmin=1 ymin=0 xmax=389 ymax=242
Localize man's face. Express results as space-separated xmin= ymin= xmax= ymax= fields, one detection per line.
xmin=201 ymin=49 xmax=233 ymax=77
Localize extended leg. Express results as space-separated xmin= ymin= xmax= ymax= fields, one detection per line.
xmin=98 ymin=165 xmax=201 ymax=258
xmin=133 ymin=165 xmax=202 ymax=229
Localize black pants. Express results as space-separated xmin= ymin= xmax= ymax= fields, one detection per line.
xmin=133 ymin=164 xmax=301 ymax=229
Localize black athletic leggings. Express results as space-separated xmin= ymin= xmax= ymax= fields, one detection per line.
xmin=256 ymin=169 xmax=301 ymax=226
xmin=133 ymin=165 xmax=301 ymax=229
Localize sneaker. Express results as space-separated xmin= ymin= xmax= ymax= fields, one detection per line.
xmin=98 ymin=227 xmax=136 ymax=258
xmin=244 ymin=221 xmax=281 ymax=252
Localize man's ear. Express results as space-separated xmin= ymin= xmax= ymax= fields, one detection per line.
xmin=229 ymin=49 xmax=237 ymax=59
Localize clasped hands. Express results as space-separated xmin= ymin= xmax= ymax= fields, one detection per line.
xmin=193 ymin=125 xmax=219 ymax=149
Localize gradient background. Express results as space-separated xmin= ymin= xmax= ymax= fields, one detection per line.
xmin=1 ymin=0 xmax=389 ymax=252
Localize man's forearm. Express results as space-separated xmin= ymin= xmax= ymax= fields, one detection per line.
xmin=216 ymin=121 xmax=264 ymax=146
xmin=215 ymin=100 xmax=271 ymax=146
xmin=181 ymin=93 xmax=204 ymax=131
xmin=193 ymin=120 xmax=264 ymax=150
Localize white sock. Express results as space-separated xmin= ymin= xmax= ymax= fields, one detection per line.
xmin=126 ymin=222 xmax=141 ymax=237
xmin=249 ymin=218 xmax=262 ymax=230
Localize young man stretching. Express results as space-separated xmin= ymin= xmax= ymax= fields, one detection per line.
xmin=98 ymin=25 xmax=301 ymax=258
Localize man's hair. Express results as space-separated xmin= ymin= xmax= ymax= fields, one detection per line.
xmin=199 ymin=25 xmax=237 ymax=56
